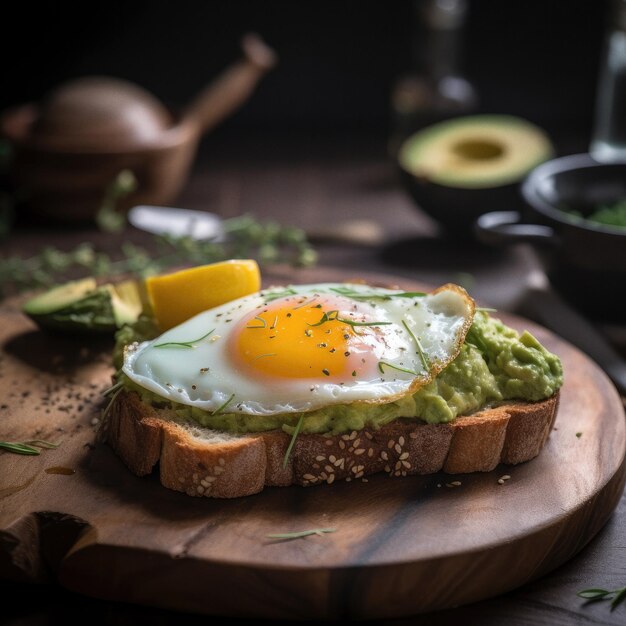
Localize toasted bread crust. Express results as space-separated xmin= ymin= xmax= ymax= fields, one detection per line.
xmin=104 ymin=391 xmax=559 ymax=498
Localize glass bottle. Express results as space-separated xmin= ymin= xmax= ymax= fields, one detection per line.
xmin=389 ymin=0 xmax=478 ymax=155
xmin=590 ymin=0 xmax=626 ymax=162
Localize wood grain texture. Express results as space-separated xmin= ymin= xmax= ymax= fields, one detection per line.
xmin=0 ymin=268 xmax=624 ymax=619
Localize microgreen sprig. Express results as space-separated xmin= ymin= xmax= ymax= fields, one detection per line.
xmin=154 ymin=329 xmax=214 ymax=349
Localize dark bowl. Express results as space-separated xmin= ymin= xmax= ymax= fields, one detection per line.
xmin=476 ymin=153 xmax=626 ymax=321
xmin=398 ymin=166 xmax=526 ymax=236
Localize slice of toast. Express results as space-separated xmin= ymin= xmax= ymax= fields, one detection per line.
xmin=103 ymin=390 xmax=559 ymax=498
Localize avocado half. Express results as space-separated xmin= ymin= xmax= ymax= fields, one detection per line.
xmin=398 ymin=115 xmax=554 ymax=235
xmin=23 ymin=277 xmax=143 ymax=333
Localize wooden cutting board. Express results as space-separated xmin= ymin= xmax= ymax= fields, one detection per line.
xmin=1 ymin=267 xmax=625 ymax=619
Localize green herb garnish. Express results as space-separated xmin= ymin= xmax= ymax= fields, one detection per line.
xmin=154 ymin=329 xmax=214 ymax=349
xmin=329 ymin=286 xmax=426 ymax=301
xmin=263 ymin=287 xmax=298 ymax=302
xmin=378 ymin=361 xmax=421 ymax=376
xmin=102 ymin=386 xmax=124 ymax=423
xmin=0 ymin=215 xmax=317 ymax=300
xmin=0 ymin=440 xmax=60 ymax=456
xmin=401 ymin=320 xmax=430 ymax=371
xmin=246 ymin=316 xmax=267 ymax=329
xmin=253 ymin=353 xmax=276 ymax=360
xmin=102 ymin=380 xmax=124 ymax=397
xmin=283 ymin=414 xmax=304 ymax=469
xmin=308 ymin=309 xmax=392 ymax=329
xmin=267 ymin=528 xmax=337 ymax=540
xmin=212 ymin=393 xmax=235 ymax=416
xmin=577 ymin=586 xmax=626 ymax=610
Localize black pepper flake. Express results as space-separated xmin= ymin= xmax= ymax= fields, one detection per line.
xmin=318 ymin=342 xmax=327 ymax=348
xmin=344 ymin=351 xmax=350 ymax=357
xmin=361 ymin=358 xmax=366 ymax=363
xmin=305 ymin=329 xmax=313 ymax=337
xmin=343 ymin=333 xmax=350 ymax=340
xmin=352 ymin=370 xmax=357 ymax=376
xmin=322 ymin=369 xmax=330 ymax=376
xmin=325 ymin=329 xmax=331 ymax=334
xmin=329 ymin=348 xmax=336 ymax=353
xmin=216 ymin=313 xmax=223 ymax=317
xmin=314 ymin=303 xmax=322 ymax=308
xmin=200 ymin=367 xmax=209 ymax=373
xmin=286 ymin=313 xmax=292 ymax=317
xmin=192 ymin=385 xmax=197 ymax=390
xmin=177 ymin=388 xmax=183 ymax=393
xmin=225 ymin=319 xmax=232 ymax=323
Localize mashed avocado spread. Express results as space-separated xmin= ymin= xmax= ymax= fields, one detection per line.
xmin=116 ymin=311 xmax=563 ymax=435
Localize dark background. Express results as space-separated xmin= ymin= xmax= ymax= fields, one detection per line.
xmin=1 ymin=0 xmax=609 ymax=144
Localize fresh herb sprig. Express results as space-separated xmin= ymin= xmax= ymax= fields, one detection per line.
xmin=0 ymin=215 xmax=317 ymax=299
xmin=308 ymin=309 xmax=392 ymax=329
xmin=267 ymin=528 xmax=336 ymax=540
xmin=401 ymin=320 xmax=430 ymax=371
xmin=0 ymin=440 xmax=60 ymax=456
xmin=577 ymin=586 xmax=626 ymax=610
xmin=378 ymin=361 xmax=421 ymax=376
xmin=212 ymin=393 xmax=236 ymax=416
xmin=329 ymin=286 xmax=426 ymax=301
xmin=283 ymin=414 xmax=304 ymax=468
xmin=154 ymin=329 xmax=214 ymax=349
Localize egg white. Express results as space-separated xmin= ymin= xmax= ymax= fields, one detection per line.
xmin=122 ymin=283 xmax=474 ymax=415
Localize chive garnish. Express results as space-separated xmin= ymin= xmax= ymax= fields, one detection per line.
xmin=102 ymin=380 xmax=124 ymax=396
xmin=308 ymin=309 xmax=392 ymax=329
xmin=283 ymin=414 xmax=304 ymax=468
xmin=329 ymin=286 xmax=426 ymax=301
xmin=263 ymin=287 xmax=298 ymax=302
xmin=267 ymin=528 xmax=337 ymax=540
xmin=212 ymin=393 xmax=235 ymax=416
xmin=246 ymin=316 xmax=267 ymax=329
xmin=0 ymin=440 xmax=60 ymax=456
xmin=401 ymin=320 xmax=430 ymax=371
xmin=154 ymin=329 xmax=215 ymax=349
xmin=378 ymin=361 xmax=421 ymax=376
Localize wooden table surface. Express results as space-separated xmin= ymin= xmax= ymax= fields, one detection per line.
xmin=2 ymin=132 xmax=625 ymax=624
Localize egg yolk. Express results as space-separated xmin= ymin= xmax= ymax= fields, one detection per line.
xmin=230 ymin=295 xmax=382 ymax=381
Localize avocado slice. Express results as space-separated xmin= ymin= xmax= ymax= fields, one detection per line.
xmin=23 ymin=278 xmax=143 ymax=333
xmin=399 ymin=115 xmax=553 ymax=189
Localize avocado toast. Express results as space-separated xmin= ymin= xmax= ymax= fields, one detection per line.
xmin=103 ymin=281 xmax=562 ymax=498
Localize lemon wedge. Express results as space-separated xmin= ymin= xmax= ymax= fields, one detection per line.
xmin=146 ymin=260 xmax=261 ymax=331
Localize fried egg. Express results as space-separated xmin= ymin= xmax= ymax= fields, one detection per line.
xmin=123 ymin=283 xmax=474 ymax=415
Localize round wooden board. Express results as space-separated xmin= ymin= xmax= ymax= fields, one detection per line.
xmin=1 ymin=267 xmax=625 ymax=619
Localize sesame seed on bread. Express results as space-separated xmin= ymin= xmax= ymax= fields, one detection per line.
xmin=103 ymin=390 xmax=559 ymax=498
